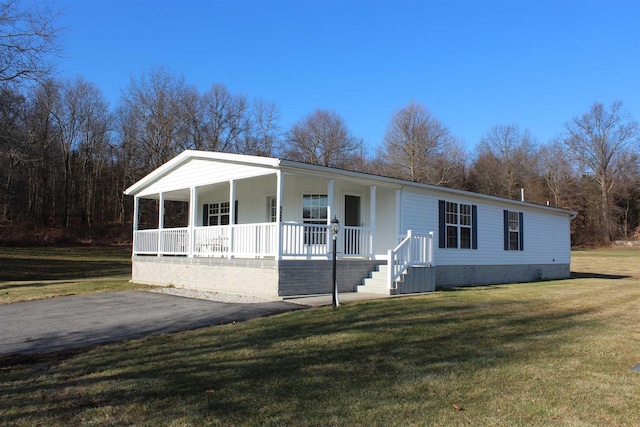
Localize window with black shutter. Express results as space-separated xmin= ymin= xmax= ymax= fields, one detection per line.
xmin=439 ymin=200 xmax=478 ymax=249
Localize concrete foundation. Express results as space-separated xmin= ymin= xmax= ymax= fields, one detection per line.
xmin=132 ymin=256 xmax=571 ymax=297
xmin=435 ymin=263 xmax=570 ymax=288
xmin=132 ymin=256 xmax=383 ymax=298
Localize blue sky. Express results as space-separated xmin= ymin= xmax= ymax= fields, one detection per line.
xmin=56 ymin=0 xmax=640 ymax=153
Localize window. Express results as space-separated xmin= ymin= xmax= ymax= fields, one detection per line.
xmin=303 ymin=194 xmax=328 ymax=244
xmin=439 ymin=200 xmax=477 ymax=249
xmin=460 ymin=203 xmax=472 ymax=249
xmin=504 ymin=210 xmax=524 ymax=251
xmin=202 ymin=201 xmax=237 ymax=226
xmin=267 ymin=196 xmax=278 ymax=222
xmin=303 ymin=194 xmax=328 ymax=224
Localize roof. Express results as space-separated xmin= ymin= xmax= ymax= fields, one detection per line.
xmin=125 ymin=150 xmax=577 ymax=217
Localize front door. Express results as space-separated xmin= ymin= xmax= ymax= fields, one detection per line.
xmin=344 ymin=195 xmax=361 ymax=254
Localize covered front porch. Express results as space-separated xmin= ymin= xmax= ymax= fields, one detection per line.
xmin=131 ymin=168 xmax=382 ymax=260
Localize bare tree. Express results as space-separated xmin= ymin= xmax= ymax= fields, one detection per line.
xmin=200 ymin=83 xmax=248 ymax=153
xmin=24 ymin=79 xmax=61 ymax=225
xmin=378 ymin=101 xmax=461 ymax=185
xmin=0 ymin=84 xmax=27 ymax=222
xmin=0 ymin=0 xmax=62 ymax=84
xmin=237 ymin=99 xmax=281 ymax=156
xmin=283 ymin=109 xmax=361 ymax=168
xmin=469 ymin=124 xmax=539 ymax=200
xmin=176 ymin=84 xmax=203 ymax=151
xmin=47 ymin=76 xmax=110 ymax=227
xmin=613 ymin=149 xmax=640 ymax=238
xmin=539 ymin=140 xmax=578 ymax=208
xmin=119 ymin=67 xmax=192 ymax=169
xmin=562 ymin=101 xmax=640 ymax=243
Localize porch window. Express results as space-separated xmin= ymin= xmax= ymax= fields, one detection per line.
xmin=439 ymin=200 xmax=477 ymax=249
xmin=267 ymin=196 xmax=277 ymax=222
xmin=202 ymin=201 xmax=238 ymax=226
xmin=504 ymin=210 xmax=524 ymax=251
xmin=303 ymin=194 xmax=328 ymax=244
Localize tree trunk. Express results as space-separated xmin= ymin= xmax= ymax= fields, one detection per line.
xmin=601 ymin=176 xmax=611 ymax=244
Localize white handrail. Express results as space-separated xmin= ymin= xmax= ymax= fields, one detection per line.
xmin=387 ymin=230 xmax=433 ymax=289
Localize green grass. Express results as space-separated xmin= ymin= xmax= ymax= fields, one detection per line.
xmin=1 ymin=249 xmax=639 ymax=425
xmin=0 ymin=246 xmax=149 ymax=303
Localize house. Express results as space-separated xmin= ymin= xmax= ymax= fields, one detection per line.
xmin=124 ymin=150 xmax=576 ymax=298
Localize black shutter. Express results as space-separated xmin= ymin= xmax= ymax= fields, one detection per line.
xmin=472 ymin=205 xmax=478 ymax=249
xmin=438 ymin=200 xmax=446 ymax=248
xmin=234 ymin=200 xmax=239 ymax=224
xmin=519 ymin=212 xmax=524 ymax=251
xmin=202 ymin=204 xmax=208 ymax=226
xmin=503 ymin=210 xmax=509 ymax=251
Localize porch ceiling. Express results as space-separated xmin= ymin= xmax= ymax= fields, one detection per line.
xmin=141 ymin=188 xmax=190 ymax=202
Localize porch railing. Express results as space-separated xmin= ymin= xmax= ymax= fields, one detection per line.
xmin=133 ymin=229 xmax=159 ymax=254
xmin=280 ymin=223 xmax=373 ymax=257
xmin=133 ymin=223 xmax=373 ymax=259
xmin=133 ymin=228 xmax=189 ymax=255
xmin=194 ymin=225 xmax=231 ymax=256
xmin=343 ymin=225 xmax=373 ymax=257
xmin=387 ymin=231 xmax=433 ymax=289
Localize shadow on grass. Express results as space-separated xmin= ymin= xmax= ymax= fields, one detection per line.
xmin=0 ymin=257 xmax=130 ymax=281
xmin=0 ymin=280 xmax=76 ymax=291
xmin=437 ymin=284 xmax=504 ymax=292
xmin=570 ymin=271 xmax=630 ymax=280
xmin=0 ymin=295 xmax=600 ymax=425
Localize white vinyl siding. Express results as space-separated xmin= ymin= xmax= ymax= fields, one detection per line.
xmin=138 ymin=158 xmax=274 ymax=197
xmin=402 ymin=190 xmax=571 ymax=266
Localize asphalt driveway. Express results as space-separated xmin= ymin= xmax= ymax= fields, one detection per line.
xmin=0 ymin=291 xmax=303 ymax=356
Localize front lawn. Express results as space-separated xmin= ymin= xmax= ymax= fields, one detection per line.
xmin=0 ymin=249 xmax=638 ymax=425
xmin=0 ymin=246 xmax=148 ymax=304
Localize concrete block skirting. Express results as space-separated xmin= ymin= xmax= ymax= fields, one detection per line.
xmin=394 ymin=266 xmax=436 ymax=294
xmin=132 ymin=256 xmax=280 ymax=298
xmin=132 ymin=256 xmax=570 ymax=297
xmin=277 ymin=259 xmax=385 ymax=297
xmin=132 ymin=256 xmax=384 ymax=298
xmin=435 ymin=263 xmax=570 ymax=288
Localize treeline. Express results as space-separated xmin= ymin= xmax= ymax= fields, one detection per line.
xmin=1 ymin=67 xmax=638 ymax=246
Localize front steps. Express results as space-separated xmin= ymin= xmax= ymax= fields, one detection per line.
xmin=357 ymin=264 xmax=397 ymax=295
xmin=357 ymin=264 xmax=436 ymax=295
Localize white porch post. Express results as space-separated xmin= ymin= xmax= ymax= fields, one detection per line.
xmin=133 ymin=197 xmax=139 ymax=231
xmin=395 ymin=188 xmax=402 ymax=242
xmin=229 ymin=179 xmax=236 ymax=258
xmin=327 ymin=179 xmax=335 ymax=256
xmin=188 ymin=186 xmax=198 ymax=258
xmin=157 ymin=192 xmax=164 ymax=257
xmin=370 ymin=185 xmax=376 ymax=259
xmin=275 ymin=170 xmax=283 ymax=260
xmin=132 ymin=196 xmax=139 ymax=255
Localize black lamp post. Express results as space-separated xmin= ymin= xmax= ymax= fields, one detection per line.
xmin=330 ymin=215 xmax=340 ymax=308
